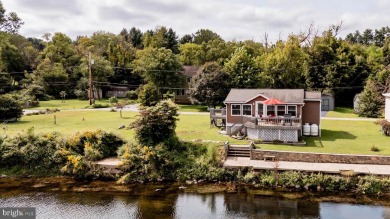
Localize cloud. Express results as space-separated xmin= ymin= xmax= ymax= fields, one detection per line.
xmin=3 ymin=0 xmax=390 ymax=42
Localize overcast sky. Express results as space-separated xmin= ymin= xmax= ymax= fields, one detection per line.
xmin=3 ymin=0 xmax=390 ymax=43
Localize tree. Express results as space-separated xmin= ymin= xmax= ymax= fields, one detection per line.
xmin=193 ymin=29 xmax=222 ymax=44
xmin=130 ymin=99 xmax=179 ymax=146
xmin=137 ymin=83 xmax=162 ymax=107
xmin=0 ymin=1 xmax=24 ymax=33
xmin=224 ymin=46 xmax=258 ymax=88
xmin=0 ymin=95 xmax=23 ymax=121
xmin=134 ymin=47 xmax=184 ymax=89
xmin=258 ymin=35 xmax=308 ymax=88
xmin=129 ymin=27 xmax=143 ymax=49
xmin=189 ymin=62 xmax=230 ymax=107
xmin=143 ymin=26 xmax=179 ymax=53
xmin=179 ymin=34 xmax=193 ymax=44
xmin=35 ymin=58 xmax=68 ymax=97
xmin=179 ymin=43 xmax=203 ymax=65
xmin=357 ymin=79 xmax=383 ymax=117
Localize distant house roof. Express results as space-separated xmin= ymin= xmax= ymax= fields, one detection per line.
xmin=224 ymin=89 xmax=320 ymax=103
xmin=183 ymin=66 xmax=200 ymax=77
xmin=305 ymin=91 xmax=322 ymax=100
xmin=383 ymin=93 xmax=390 ymax=98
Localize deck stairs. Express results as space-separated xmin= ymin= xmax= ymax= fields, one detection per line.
xmin=228 ymin=145 xmax=251 ymax=157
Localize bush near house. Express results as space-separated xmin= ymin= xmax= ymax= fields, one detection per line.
xmin=0 ymin=95 xmax=23 ymax=121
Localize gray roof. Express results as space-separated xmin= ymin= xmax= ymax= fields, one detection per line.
xmin=224 ymin=89 xmax=321 ymax=103
xmin=182 ymin=66 xmax=200 ymax=77
xmin=306 ymin=91 xmax=322 ymax=99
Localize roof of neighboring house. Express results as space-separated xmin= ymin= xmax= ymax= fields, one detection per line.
xmin=224 ymin=89 xmax=320 ymax=103
xmin=305 ymin=91 xmax=321 ymax=100
xmin=383 ymin=93 xmax=390 ymax=97
xmin=107 ymin=86 xmax=129 ymax=91
xmin=183 ymin=66 xmax=200 ymax=77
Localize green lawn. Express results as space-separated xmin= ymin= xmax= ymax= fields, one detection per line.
xmin=178 ymin=104 xmax=209 ymax=112
xmin=31 ymin=99 xmax=112 ymax=110
xmin=326 ymin=107 xmax=359 ymax=118
xmin=3 ymin=110 xmax=389 ymax=155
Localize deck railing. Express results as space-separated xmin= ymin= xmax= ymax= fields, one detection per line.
xmin=242 ymin=116 xmax=301 ymax=129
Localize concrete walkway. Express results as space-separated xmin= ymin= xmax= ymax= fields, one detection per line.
xmin=224 ymin=157 xmax=390 ymax=176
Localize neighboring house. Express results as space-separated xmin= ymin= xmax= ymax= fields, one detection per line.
xmin=174 ymin=66 xmax=200 ymax=104
xmin=105 ymin=86 xmax=129 ymax=98
xmin=383 ymin=93 xmax=390 ymax=121
xmin=223 ymin=89 xmax=321 ymax=142
xmin=353 ymin=93 xmax=362 ymax=112
xmin=321 ymin=94 xmax=334 ymax=111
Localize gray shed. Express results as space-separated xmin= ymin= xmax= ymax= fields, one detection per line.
xmin=321 ymin=94 xmax=335 ymax=111
xmin=353 ymin=93 xmax=362 ymax=112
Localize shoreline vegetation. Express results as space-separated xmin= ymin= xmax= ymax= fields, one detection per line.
xmin=1 ymin=128 xmax=390 ymax=196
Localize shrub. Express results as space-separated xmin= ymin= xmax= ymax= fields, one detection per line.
xmin=126 ymin=90 xmax=138 ymax=100
xmin=109 ymin=96 xmax=119 ymax=104
xmin=64 ymin=129 xmax=125 ymax=161
xmin=371 ymin=145 xmax=380 ymax=152
xmin=130 ymin=99 xmax=179 ymax=146
xmin=0 ymin=128 xmax=63 ymax=169
xmin=138 ymin=83 xmax=161 ymax=107
xmin=92 ymin=103 xmax=110 ymax=108
xmin=0 ymin=95 xmax=23 ymax=121
xmin=375 ymin=119 xmax=390 ymax=136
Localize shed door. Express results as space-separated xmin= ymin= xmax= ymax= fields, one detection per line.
xmin=321 ymin=99 xmax=329 ymax=111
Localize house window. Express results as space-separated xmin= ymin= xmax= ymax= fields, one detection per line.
xmin=243 ymin=105 xmax=252 ymax=116
xmin=287 ymin=105 xmax=297 ymax=116
xmin=266 ymin=105 xmax=275 ymax=117
xmin=257 ymin=103 xmax=264 ymax=116
xmin=277 ymin=105 xmax=286 ymax=116
xmin=231 ymin=104 xmax=241 ymax=116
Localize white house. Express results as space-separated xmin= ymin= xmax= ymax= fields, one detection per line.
xmin=384 ymin=93 xmax=390 ymax=121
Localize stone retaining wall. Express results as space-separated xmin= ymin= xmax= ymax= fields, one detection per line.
xmin=251 ymin=149 xmax=390 ymax=165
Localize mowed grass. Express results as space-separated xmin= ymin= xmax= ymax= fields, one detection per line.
xmin=326 ymin=107 xmax=359 ymax=118
xmin=259 ymin=120 xmax=390 ymax=155
xmin=3 ymin=110 xmax=389 ymax=155
xmin=31 ymin=99 xmax=111 ymax=110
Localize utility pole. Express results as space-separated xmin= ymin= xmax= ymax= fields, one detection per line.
xmin=88 ymin=52 xmax=93 ymax=105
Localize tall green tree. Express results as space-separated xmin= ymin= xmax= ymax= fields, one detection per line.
xmin=258 ymin=35 xmax=308 ymax=88
xmin=134 ymin=47 xmax=184 ymax=88
xmin=189 ymin=62 xmax=229 ymax=107
xmin=193 ymin=29 xmax=222 ymax=44
xmin=224 ymin=46 xmax=258 ymax=88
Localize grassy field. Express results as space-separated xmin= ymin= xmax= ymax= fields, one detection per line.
xmin=2 ymin=109 xmax=389 ymax=155
xmin=32 ymin=99 xmax=209 ymax=113
xmin=325 ymin=107 xmax=359 ymax=118
xmin=31 ymin=99 xmax=111 ymax=110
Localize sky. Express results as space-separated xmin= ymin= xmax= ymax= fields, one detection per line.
xmin=2 ymin=0 xmax=390 ymax=43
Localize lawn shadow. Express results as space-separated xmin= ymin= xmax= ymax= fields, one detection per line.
xmin=4 ymin=121 xmax=31 ymax=125
xmin=320 ymin=129 xmax=357 ymax=141
xmin=333 ymin=107 xmax=355 ymax=114
xmin=304 ymin=129 xmax=356 ymax=148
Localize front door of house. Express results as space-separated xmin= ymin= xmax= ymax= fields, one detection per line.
xmin=255 ymin=102 xmax=264 ymax=117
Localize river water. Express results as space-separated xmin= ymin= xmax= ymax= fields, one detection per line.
xmin=0 ymin=179 xmax=389 ymax=219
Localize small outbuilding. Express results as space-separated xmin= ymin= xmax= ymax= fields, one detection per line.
xmin=383 ymin=93 xmax=390 ymax=121
xmin=353 ymin=93 xmax=362 ymax=112
xmin=321 ymin=94 xmax=334 ymax=111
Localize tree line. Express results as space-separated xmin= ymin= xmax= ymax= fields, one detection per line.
xmin=0 ymin=1 xmax=389 ymax=117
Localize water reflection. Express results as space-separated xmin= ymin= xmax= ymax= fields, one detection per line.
xmin=0 ymin=187 xmax=390 ymax=218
